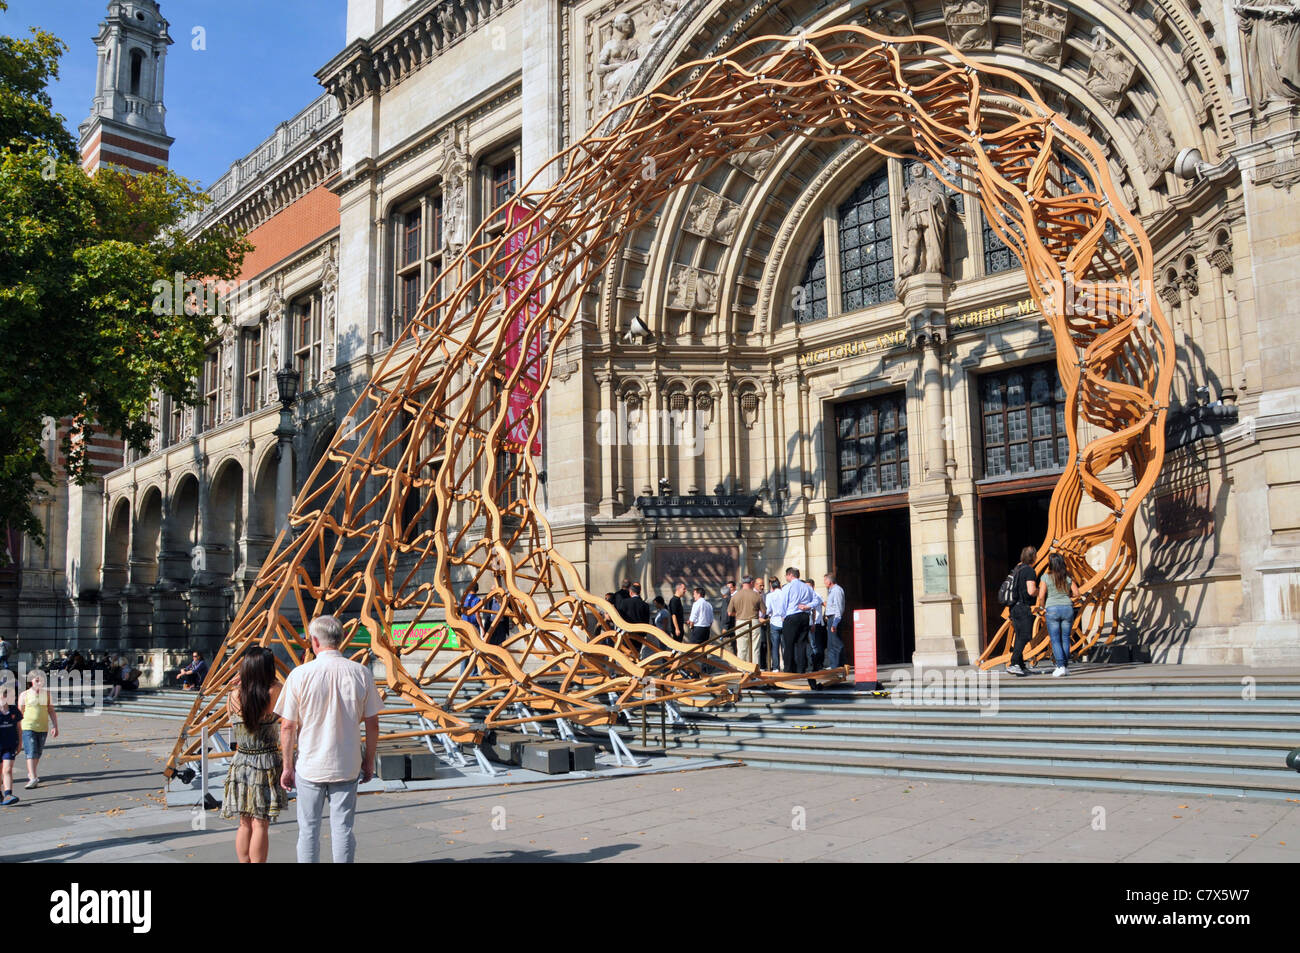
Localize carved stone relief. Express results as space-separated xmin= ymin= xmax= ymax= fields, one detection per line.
xmin=854 ymin=4 xmax=919 ymax=55
xmin=1134 ymin=111 xmax=1177 ymax=187
xmin=1086 ymin=27 xmax=1136 ymax=114
xmin=943 ymin=0 xmax=992 ymax=52
xmin=320 ymin=241 xmax=339 ymax=380
xmin=220 ymin=324 xmax=236 ymax=423
xmin=594 ymin=12 xmax=644 ymax=118
xmin=1022 ymin=0 xmax=1069 ymax=69
xmin=683 ymin=187 xmax=742 ymax=244
xmin=667 ymin=264 xmax=720 ymax=311
xmin=438 ymin=124 xmax=470 ymax=253
xmin=727 ymin=140 xmax=776 ymax=177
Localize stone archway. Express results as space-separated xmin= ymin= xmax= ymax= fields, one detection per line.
xmin=170 ymin=25 xmax=1174 ymax=773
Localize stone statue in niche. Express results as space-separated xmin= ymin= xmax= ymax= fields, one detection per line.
xmin=443 ymin=172 xmax=467 ymax=252
xmin=220 ymin=325 xmax=236 ymax=423
xmin=320 ymin=244 xmax=339 ymax=380
xmin=684 ymin=188 xmax=741 ymax=244
xmin=667 ymin=264 xmax=720 ymax=311
xmin=596 ymin=14 xmax=644 ymax=116
xmin=943 ymin=0 xmax=991 ymax=51
xmin=899 ymin=164 xmax=950 ymax=277
xmin=1134 ymin=111 xmax=1177 ymax=187
xmin=1235 ymin=1 xmax=1300 ymax=110
xmin=1022 ymin=0 xmax=1069 ymax=68
xmin=1086 ymin=27 xmax=1135 ymax=114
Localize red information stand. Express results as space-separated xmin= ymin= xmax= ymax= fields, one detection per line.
xmin=853 ymin=609 xmax=878 ymax=688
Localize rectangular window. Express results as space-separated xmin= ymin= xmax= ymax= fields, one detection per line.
xmin=492 ymin=157 xmax=516 ymax=210
xmin=392 ymin=191 xmax=445 ymax=340
xmin=202 ymin=349 xmax=220 ymax=431
xmin=979 ymin=363 xmax=1068 ymax=479
xmin=835 ymin=391 xmax=909 ymax=497
xmin=243 ymin=327 xmax=264 ymax=414
xmin=293 ymin=292 xmax=323 ymax=390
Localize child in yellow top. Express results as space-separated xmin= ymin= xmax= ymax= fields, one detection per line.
xmin=18 ymin=671 xmax=57 ymax=789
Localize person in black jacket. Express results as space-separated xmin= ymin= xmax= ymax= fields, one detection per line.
xmin=612 ymin=579 xmax=632 ymax=618
xmin=1006 ymin=546 xmax=1040 ymax=677
xmin=667 ymin=582 xmax=688 ymax=641
xmin=623 ymin=583 xmax=651 ymax=626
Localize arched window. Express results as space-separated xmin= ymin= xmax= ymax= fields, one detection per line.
xmin=129 ymin=49 xmax=145 ymax=96
xmin=796 ymin=235 xmax=828 ymax=323
xmin=837 ymin=169 xmax=895 ymax=312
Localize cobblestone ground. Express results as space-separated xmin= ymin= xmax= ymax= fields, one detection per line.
xmin=2 ymin=712 xmax=1297 ymax=863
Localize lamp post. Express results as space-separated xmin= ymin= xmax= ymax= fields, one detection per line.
xmin=274 ymin=364 xmax=300 ymax=535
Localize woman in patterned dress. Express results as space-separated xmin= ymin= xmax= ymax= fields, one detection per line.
xmin=221 ymin=647 xmax=286 ymax=863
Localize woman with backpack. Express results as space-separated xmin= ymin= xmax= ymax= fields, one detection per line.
xmin=1035 ymin=552 xmax=1080 ymax=677
xmin=1005 ymin=546 xmax=1039 ymax=677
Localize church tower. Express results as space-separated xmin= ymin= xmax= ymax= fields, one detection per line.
xmin=78 ymin=1 xmax=174 ymax=174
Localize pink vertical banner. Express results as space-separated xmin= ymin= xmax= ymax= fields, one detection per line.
xmin=500 ymin=201 xmax=546 ymax=456
xmin=853 ymin=609 xmax=877 ymax=686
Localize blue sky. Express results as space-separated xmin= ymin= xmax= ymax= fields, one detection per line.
xmin=2 ymin=1 xmax=346 ymax=187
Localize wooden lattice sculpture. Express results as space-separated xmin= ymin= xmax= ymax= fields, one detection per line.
xmin=166 ymin=25 xmax=1172 ymax=773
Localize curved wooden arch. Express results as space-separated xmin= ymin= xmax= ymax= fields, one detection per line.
xmin=167 ymin=25 xmax=1172 ymax=773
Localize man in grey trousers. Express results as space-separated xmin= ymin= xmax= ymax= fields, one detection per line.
xmin=278 ymin=615 xmax=382 ymax=863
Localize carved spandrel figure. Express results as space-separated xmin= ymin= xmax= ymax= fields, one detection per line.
xmin=1086 ymin=27 xmax=1134 ymax=113
xmin=943 ymin=0 xmax=990 ymax=51
xmin=899 ymin=163 xmax=950 ymax=277
xmin=648 ymin=0 xmax=686 ymax=42
xmin=596 ymin=14 xmax=643 ymax=116
xmin=1236 ymin=1 xmax=1300 ymax=110
xmin=1022 ymin=0 xmax=1068 ymax=67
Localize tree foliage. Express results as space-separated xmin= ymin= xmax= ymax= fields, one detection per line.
xmin=0 ymin=1 xmax=250 ymax=555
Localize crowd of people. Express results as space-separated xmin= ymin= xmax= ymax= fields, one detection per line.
xmin=596 ymin=569 xmax=848 ymax=684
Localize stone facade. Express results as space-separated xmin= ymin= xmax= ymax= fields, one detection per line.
xmin=7 ymin=0 xmax=1300 ymax=669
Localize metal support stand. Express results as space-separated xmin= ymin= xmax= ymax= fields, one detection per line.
xmin=473 ymin=745 xmax=503 ymax=777
xmin=555 ymin=717 xmax=577 ymax=742
xmin=513 ymin=702 xmax=542 ymax=734
xmin=606 ymin=727 xmax=642 ymax=767
xmin=663 ymin=700 xmax=685 ymax=725
xmin=437 ymin=730 xmax=468 ymax=768
xmin=415 ymin=716 xmax=440 ymax=754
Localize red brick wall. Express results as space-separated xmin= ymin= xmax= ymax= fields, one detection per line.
xmin=239 ymin=185 xmax=341 ymax=281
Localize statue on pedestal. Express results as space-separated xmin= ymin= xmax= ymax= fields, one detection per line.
xmin=899 ymin=164 xmax=950 ymax=277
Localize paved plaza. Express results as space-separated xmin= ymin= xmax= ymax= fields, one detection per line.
xmin=2 ymin=712 xmax=1297 ymax=863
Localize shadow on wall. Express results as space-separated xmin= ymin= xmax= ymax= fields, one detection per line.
xmin=1116 ymin=424 xmax=1230 ymax=663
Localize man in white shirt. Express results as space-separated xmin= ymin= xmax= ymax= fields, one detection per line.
xmin=764 ymin=577 xmax=783 ymax=670
xmin=277 ymin=615 xmax=383 ymax=864
xmin=815 ymin=573 xmax=847 ymax=670
xmin=773 ymin=567 xmax=822 ymax=676
xmin=688 ymin=586 xmax=714 ymax=644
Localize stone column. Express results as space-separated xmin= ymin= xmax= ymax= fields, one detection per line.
xmin=596 ymin=371 xmax=616 ymax=513
xmin=648 ymin=375 xmax=661 ymax=497
xmin=757 ymin=382 xmax=771 ymax=501
xmin=188 ymin=465 xmax=226 ymax=645
xmin=900 ymin=275 xmax=963 ymax=667
xmin=275 ymin=405 xmax=296 ymax=535
xmin=720 ymin=376 xmax=734 ymax=494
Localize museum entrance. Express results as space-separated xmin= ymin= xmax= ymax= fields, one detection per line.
xmin=976 ymin=482 xmax=1054 ymax=648
xmin=831 ymin=504 xmax=915 ymax=667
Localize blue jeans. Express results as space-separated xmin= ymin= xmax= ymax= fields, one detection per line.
xmin=1045 ymin=604 xmax=1075 ymax=667
xmin=768 ymin=625 xmax=782 ymax=670
xmin=295 ymin=777 xmax=358 ymax=863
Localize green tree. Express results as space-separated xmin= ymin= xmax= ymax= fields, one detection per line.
xmin=0 ymin=1 xmax=250 ymax=556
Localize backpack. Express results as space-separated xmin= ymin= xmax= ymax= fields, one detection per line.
xmin=997 ymin=569 xmax=1019 ymax=607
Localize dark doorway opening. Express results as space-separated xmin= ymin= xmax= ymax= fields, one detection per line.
xmin=831 ymin=505 xmax=915 ymax=666
xmin=977 ymin=485 xmax=1053 ymax=647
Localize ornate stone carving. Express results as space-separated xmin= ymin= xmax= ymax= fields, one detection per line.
xmin=943 ymin=0 xmax=992 ymax=52
xmin=1209 ymin=233 xmax=1234 ymax=273
xmin=266 ymin=277 xmax=285 ymax=399
xmin=1086 ymin=27 xmax=1135 ymax=114
xmin=1236 ymin=1 xmax=1300 ymax=110
xmin=683 ymin=187 xmax=741 ymax=244
xmin=220 ymin=324 xmax=236 ymax=423
xmin=854 ymin=4 xmax=919 ymax=54
xmin=320 ymin=242 xmax=339 ymax=380
xmin=1180 ymin=265 xmax=1200 ymax=297
xmin=595 ymin=13 xmax=644 ymax=117
xmin=1022 ymin=0 xmax=1069 ymax=69
xmin=899 ymin=164 xmax=951 ymax=277
xmin=727 ymin=140 xmax=776 ymax=177
xmin=647 ymin=0 xmax=687 ymax=42
xmin=666 ymin=264 xmax=720 ymax=311
xmin=1134 ymin=111 xmax=1177 ymax=187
